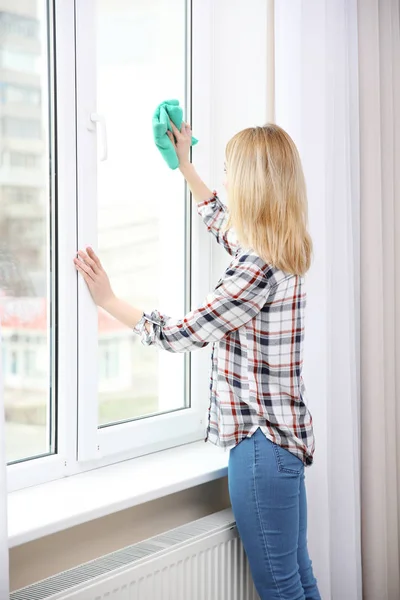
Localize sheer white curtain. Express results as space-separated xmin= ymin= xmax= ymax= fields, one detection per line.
xmin=275 ymin=2 xmax=362 ymax=598
xmin=0 ymin=327 xmax=10 ymax=597
xmin=358 ymin=1 xmax=400 ymax=598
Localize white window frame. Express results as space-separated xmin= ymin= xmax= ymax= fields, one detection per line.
xmin=7 ymin=0 xmax=214 ymax=492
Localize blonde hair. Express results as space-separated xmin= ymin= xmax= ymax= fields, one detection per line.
xmin=225 ymin=124 xmax=312 ymax=276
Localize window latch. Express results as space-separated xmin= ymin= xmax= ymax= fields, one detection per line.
xmin=89 ymin=112 xmax=108 ymax=161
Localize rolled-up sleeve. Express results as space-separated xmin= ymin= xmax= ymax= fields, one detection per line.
xmin=197 ymin=193 xmax=240 ymax=256
xmin=133 ymin=254 xmax=269 ymax=353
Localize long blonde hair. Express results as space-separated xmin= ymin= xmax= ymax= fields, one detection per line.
xmin=225 ymin=124 xmax=312 ymax=276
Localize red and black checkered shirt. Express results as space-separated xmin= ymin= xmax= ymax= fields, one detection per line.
xmin=134 ymin=194 xmax=315 ymax=465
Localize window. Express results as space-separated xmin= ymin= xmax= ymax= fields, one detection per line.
xmin=10 ymin=351 xmax=17 ymax=375
xmin=1 ymin=117 xmax=41 ymax=139
xmin=1 ymin=1 xmax=55 ymax=466
xmin=4 ymin=0 xmax=211 ymax=491
xmin=92 ymin=0 xmax=187 ymax=430
xmin=0 ymin=49 xmax=40 ymax=73
xmin=0 ymin=83 xmax=41 ymax=105
xmin=1 ymin=152 xmax=41 ymax=168
xmin=0 ymin=12 xmax=39 ymax=39
xmin=74 ymin=0 xmax=205 ymax=463
xmin=99 ymin=339 xmax=119 ymax=381
xmin=24 ymin=350 xmax=36 ymax=377
xmin=10 ymin=152 xmax=41 ymax=168
xmin=2 ymin=187 xmax=39 ymax=204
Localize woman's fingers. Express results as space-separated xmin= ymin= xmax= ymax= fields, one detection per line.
xmin=86 ymin=247 xmax=102 ymax=269
xmin=170 ymin=120 xmax=181 ymax=138
xmin=78 ymin=250 xmax=97 ymax=272
xmin=170 ymin=119 xmax=192 ymax=142
xmin=182 ymin=121 xmax=191 ymax=135
xmin=181 ymin=122 xmax=192 ymax=138
xmin=74 ymin=256 xmax=95 ymax=280
xmin=167 ymin=130 xmax=176 ymax=148
xmin=74 ymin=260 xmax=93 ymax=284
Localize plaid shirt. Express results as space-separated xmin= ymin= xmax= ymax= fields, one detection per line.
xmin=134 ymin=194 xmax=315 ymax=465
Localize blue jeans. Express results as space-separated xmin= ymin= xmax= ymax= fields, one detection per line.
xmin=228 ymin=428 xmax=321 ymax=600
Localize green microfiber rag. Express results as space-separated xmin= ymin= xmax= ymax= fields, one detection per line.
xmin=153 ymin=99 xmax=198 ymax=170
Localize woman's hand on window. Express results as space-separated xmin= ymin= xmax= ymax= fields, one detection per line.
xmin=168 ymin=120 xmax=192 ymax=168
xmin=74 ymin=247 xmax=115 ymax=310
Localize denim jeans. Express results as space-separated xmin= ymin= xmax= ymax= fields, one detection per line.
xmin=228 ymin=428 xmax=321 ymax=600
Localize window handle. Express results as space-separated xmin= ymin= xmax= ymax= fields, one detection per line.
xmin=90 ymin=112 xmax=108 ymax=161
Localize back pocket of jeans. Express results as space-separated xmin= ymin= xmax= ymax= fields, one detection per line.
xmin=273 ymin=443 xmax=304 ymax=475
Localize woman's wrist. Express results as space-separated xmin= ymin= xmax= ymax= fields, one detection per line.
xmin=101 ymin=295 xmax=143 ymax=329
xmin=179 ymin=161 xmax=194 ymax=176
xmin=100 ymin=294 xmax=118 ymax=313
xmin=178 ymin=162 xmax=213 ymax=204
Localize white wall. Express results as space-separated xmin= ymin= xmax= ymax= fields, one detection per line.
xmin=206 ymin=0 xmax=269 ymax=283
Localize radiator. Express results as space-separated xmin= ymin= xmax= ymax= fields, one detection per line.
xmin=11 ymin=508 xmax=259 ymax=600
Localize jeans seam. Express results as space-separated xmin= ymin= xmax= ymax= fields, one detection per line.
xmin=252 ymin=435 xmax=284 ymax=600
xmin=273 ymin=443 xmax=303 ymax=475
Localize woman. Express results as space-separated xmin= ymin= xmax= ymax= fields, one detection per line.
xmin=74 ymin=122 xmax=321 ymax=600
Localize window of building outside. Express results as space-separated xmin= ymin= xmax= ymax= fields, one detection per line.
xmin=0 ymin=11 xmax=39 ymax=38
xmin=1 ymin=117 xmax=41 ymax=139
xmin=9 ymin=152 xmax=41 ymax=168
xmin=0 ymin=48 xmax=40 ymax=73
xmin=3 ymin=187 xmax=39 ymax=204
xmin=1 ymin=152 xmax=41 ymax=168
xmin=0 ymin=83 xmax=41 ymax=105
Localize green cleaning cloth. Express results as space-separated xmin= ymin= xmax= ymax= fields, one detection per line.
xmin=153 ymin=99 xmax=198 ymax=169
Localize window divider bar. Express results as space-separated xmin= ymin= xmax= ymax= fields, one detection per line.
xmin=75 ymin=0 xmax=101 ymax=463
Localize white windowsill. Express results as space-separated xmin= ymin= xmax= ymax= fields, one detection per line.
xmin=7 ymin=441 xmax=229 ymax=548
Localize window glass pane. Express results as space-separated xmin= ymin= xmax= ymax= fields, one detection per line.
xmin=0 ymin=2 xmax=55 ymax=464
xmin=95 ymin=0 xmax=188 ymax=427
